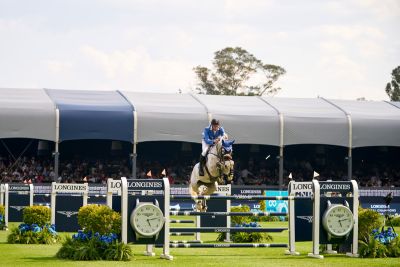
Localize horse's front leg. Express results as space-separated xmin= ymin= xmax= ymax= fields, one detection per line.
xmin=190 ymin=184 xmax=203 ymax=211
xmin=195 ymin=185 xmax=208 ymax=212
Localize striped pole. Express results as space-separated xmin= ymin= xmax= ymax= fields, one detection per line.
xmin=170 ymin=220 xmax=195 ymax=223
xmin=170 ymin=195 xmax=297 ymax=201
xmin=170 ymin=211 xmax=287 ymax=216
xmin=170 ymin=227 xmax=287 ymax=233
xmin=169 ymin=232 xmax=197 ymax=236
xmin=156 ymin=243 xmax=289 ymax=248
xmin=170 ymin=240 xmax=203 ymax=244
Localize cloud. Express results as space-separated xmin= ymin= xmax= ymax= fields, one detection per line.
xmin=80 ymin=45 xmax=194 ymax=92
xmin=45 ymin=60 xmax=73 ymax=74
xmin=354 ymin=0 xmax=400 ymax=19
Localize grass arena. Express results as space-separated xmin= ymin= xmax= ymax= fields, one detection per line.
xmin=1 ymin=221 xmax=399 ymax=267
xmin=1 ymin=178 xmax=399 ymax=266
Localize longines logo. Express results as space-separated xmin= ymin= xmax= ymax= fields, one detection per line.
xmin=297 ymin=216 xmax=313 ymax=223
xmin=10 ymin=206 xmax=26 ymax=211
xmin=54 ymin=184 xmax=87 ymax=191
xmin=57 ymin=211 xmax=79 ymax=218
xmin=9 ymin=185 xmax=30 ymax=192
xmin=127 ymin=181 xmax=163 ymax=188
xmin=320 ymin=184 xmax=351 ymax=190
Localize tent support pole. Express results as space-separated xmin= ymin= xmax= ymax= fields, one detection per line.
xmin=132 ymin=144 xmax=137 ymax=179
xmin=54 ymin=142 xmax=59 ymax=181
xmin=279 ymin=146 xmax=284 ymax=190
xmin=347 ymin=148 xmax=352 ymax=180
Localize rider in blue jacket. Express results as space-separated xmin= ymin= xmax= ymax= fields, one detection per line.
xmin=199 ymin=119 xmax=225 ymax=176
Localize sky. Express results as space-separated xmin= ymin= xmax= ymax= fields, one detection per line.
xmin=0 ymin=0 xmax=399 ymax=101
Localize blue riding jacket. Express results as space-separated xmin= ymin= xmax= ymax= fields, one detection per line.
xmin=202 ymin=125 xmax=225 ymax=145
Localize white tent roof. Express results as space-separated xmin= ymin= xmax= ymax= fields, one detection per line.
xmin=121 ymin=92 xmax=208 ymax=143
xmin=195 ymin=95 xmax=280 ymax=145
xmin=0 ymin=88 xmax=56 ymax=141
xmin=328 ymin=99 xmax=400 ymax=147
xmin=1 ymin=88 xmax=399 ymax=148
xmin=262 ymin=97 xmax=349 ymax=146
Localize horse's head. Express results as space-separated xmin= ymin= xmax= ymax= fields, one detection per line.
xmin=218 ymin=139 xmax=235 ymax=175
xmin=221 ymin=159 xmax=234 ymax=175
xmin=222 ymin=139 xmax=234 ymax=154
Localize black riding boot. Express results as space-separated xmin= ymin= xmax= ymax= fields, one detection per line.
xmin=199 ymin=155 xmax=206 ymax=176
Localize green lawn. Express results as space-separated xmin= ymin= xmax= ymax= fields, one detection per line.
xmin=0 ymin=221 xmax=399 ymax=267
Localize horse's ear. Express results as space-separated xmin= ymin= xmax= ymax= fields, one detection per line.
xmin=224 ymin=139 xmax=235 ymax=146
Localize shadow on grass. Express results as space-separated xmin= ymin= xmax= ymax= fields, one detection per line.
xmin=22 ymin=256 xmax=59 ymax=262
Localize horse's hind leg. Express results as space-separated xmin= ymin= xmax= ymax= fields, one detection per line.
xmin=190 ymin=183 xmax=202 ymax=211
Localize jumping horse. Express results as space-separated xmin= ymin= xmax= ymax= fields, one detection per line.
xmin=189 ymin=139 xmax=235 ymax=211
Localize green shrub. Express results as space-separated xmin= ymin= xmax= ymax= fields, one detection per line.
xmin=78 ymin=204 xmax=121 ymax=235
xmin=216 ymin=205 xmax=273 ymax=243
xmin=386 ymin=237 xmax=400 ymax=257
xmin=230 ymin=205 xmax=251 ymax=225
xmin=56 ymin=236 xmax=132 ymax=261
xmin=358 ymin=207 xmax=383 ymax=241
xmin=23 ymin=206 xmax=51 ymax=227
xmin=104 ymin=241 xmax=133 ymax=261
xmin=7 ymin=225 xmax=60 ymax=244
xmin=57 ymin=204 xmax=129 ymax=261
xmin=230 ymin=232 xmax=272 ymax=243
xmin=256 ymin=215 xmax=280 ymax=222
xmin=359 ymin=237 xmax=388 ymax=258
xmin=0 ymin=205 xmax=4 ymax=217
xmin=0 ymin=205 xmax=5 ymax=229
xmin=386 ymin=216 xmax=400 ymax=227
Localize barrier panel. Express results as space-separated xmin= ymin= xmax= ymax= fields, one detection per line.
xmin=119 ymin=178 xmax=359 ymax=260
xmin=106 ymin=179 xmax=122 ymax=213
xmin=51 ymin=182 xmax=88 ymax=232
xmin=4 ymin=184 xmax=33 ymax=227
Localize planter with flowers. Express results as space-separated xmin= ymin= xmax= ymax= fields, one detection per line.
xmin=56 ymin=204 xmax=132 ymax=261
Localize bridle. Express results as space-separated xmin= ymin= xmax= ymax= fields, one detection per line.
xmin=204 ymin=142 xmax=231 ymax=182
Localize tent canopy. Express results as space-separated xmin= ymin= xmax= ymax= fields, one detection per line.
xmin=0 ymin=88 xmax=399 ymax=148
xmin=329 ymin=99 xmax=400 ymax=147
xmin=262 ymin=97 xmax=349 ymax=146
xmin=195 ymin=95 xmax=280 ymax=145
xmin=46 ymin=89 xmax=134 ymax=142
xmin=121 ymin=92 xmax=208 ymax=143
xmin=0 ymin=88 xmax=56 ymax=141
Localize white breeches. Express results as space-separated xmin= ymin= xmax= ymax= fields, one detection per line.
xmin=201 ymin=140 xmax=209 ymax=156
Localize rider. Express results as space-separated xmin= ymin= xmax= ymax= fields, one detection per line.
xmin=199 ymin=119 xmax=226 ymax=176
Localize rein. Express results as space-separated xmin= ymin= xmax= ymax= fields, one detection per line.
xmin=204 ymin=144 xmax=226 ymax=181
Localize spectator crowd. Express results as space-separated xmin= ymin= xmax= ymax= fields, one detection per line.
xmin=1 ymin=151 xmax=399 ymax=188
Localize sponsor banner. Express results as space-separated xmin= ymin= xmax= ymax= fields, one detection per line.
xmin=88 ymin=184 xmax=107 ymax=196
xmin=55 ymin=195 xmax=82 ymax=232
xmin=359 ymin=189 xmax=400 ymax=197
xmin=319 ymin=181 xmax=352 ymax=194
xmin=232 ymin=187 xmax=264 ymax=211
xmin=171 ymin=186 xmax=190 ymax=195
xmin=8 ymin=184 xmax=30 ymax=192
xmin=289 ymin=181 xmax=313 ymax=197
xmin=265 ymin=190 xmax=288 ymax=214
xmin=107 ymin=180 xmax=121 ymax=195
xmin=360 ymin=196 xmax=400 ymax=215
xmin=126 ymin=179 xmax=164 ymax=195
xmin=53 ymin=183 xmax=88 ymax=193
xmin=33 ymin=185 xmax=51 ymax=194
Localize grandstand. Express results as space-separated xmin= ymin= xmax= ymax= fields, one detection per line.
xmin=0 ymin=88 xmax=399 ymax=189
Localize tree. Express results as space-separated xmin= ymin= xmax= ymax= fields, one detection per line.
xmin=385 ymin=66 xmax=400 ymax=101
xmin=194 ymin=47 xmax=286 ymax=96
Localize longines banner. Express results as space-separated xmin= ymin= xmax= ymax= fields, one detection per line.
xmin=30 ymin=183 xmax=399 ymax=214
xmin=232 ymin=187 xmax=264 ymax=211
xmin=52 ymin=183 xmax=88 ymax=193
xmin=360 ymin=196 xmax=400 ymax=215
